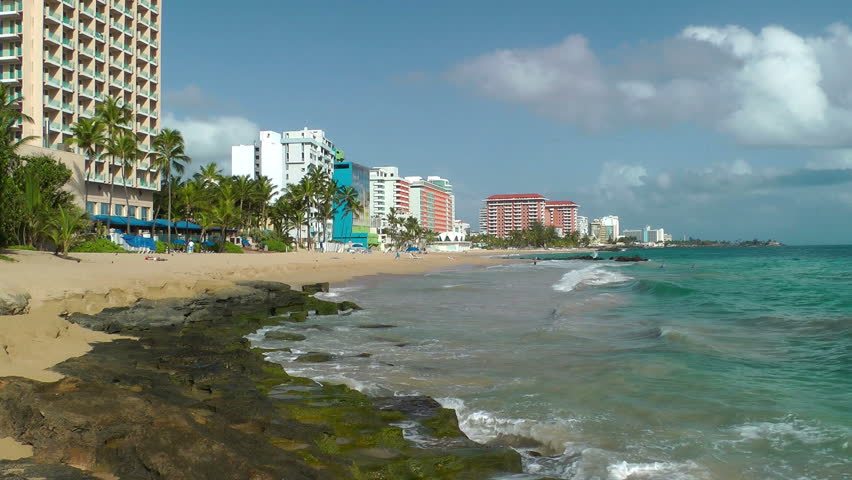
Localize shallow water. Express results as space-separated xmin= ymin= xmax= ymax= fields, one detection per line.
xmin=250 ymin=246 xmax=852 ymax=479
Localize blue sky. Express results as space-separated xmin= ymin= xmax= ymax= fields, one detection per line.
xmin=162 ymin=1 xmax=852 ymax=244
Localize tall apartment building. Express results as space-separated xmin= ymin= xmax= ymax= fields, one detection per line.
xmin=483 ymin=193 xmax=580 ymax=238
xmin=369 ymin=166 xmax=410 ymax=229
xmin=7 ymin=0 xmax=162 ymax=219
xmin=576 ymin=215 xmax=589 ymax=237
xmin=405 ymin=175 xmax=454 ymax=233
xmin=483 ymin=194 xmax=547 ymax=238
xmin=231 ymin=128 xmax=337 ymax=200
xmin=544 ymin=201 xmax=579 ymax=235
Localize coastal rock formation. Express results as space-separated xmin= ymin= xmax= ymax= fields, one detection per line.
xmin=1 ymin=284 xmax=522 ymax=479
xmin=265 ymin=330 xmax=307 ymax=341
xmin=0 ymin=291 xmax=30 ymax=316
xmin=613 ymin=255 xmax=648 ymax=262
xmin=295 ymin=352 xmax=334 ymax=362
xmin=302 ymin=282 xmax=330 ymax=294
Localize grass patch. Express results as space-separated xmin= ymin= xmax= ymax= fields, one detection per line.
xmin=70 ymin=238 xmax=126 ymax=253
xmin=7 ymin=245 xmax=36 ymax=251
xmin=0 ymin=254 xmax=15 ymax=262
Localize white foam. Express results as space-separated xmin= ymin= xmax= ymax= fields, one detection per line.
xmin=607 ymin=460 xmax=706 ymax=480
xmin=553 ymin=265 xmax=631 ymax=292
xmin=731 ymin=416 xmax=846 ymax=448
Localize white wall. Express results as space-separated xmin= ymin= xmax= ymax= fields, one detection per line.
xmin=230 ymin=145 xmax=256 ymax=178
xmin=258 ymin=131 xmax=284 ymax=200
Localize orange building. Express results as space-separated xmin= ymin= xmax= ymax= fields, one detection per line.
xmin=483 ymin=194 xmax=579 ymax=238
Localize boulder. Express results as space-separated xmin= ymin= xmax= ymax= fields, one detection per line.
xmin=613 ymin=255 xmax=648 ymax=262
xmin=337 ymin=301 xmax=363 ymax=311
xmin=285 ymin=311 xmax=308 ymax=323
xmin=264 ymin=331 xmax=306 ymax=341
xmin=0 ymin=291 xmax=30 ymax=316
xmin=294 ymin=352 xmax=333 ymax=363
xmin=301 ymin=283 xmax=329 ymax=294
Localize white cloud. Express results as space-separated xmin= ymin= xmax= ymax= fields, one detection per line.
xmin=449 ymin=23 xmax=852 ymax=147
xmin=162 ymin=113 xmax=258 ymax=174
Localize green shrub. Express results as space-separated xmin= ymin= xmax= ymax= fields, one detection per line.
xmin=265 ymin=239 xmax=289 ymax=252
xmin=155 ymin=241 xmax=167 ymax=253
xmin=0 ymin=254 xmax=15 ymax=262
xmin=7 ymin=245 xmax=36 ymax=251
xmin=223 ymin=242 xmax=244 ymax=254
xmin=70 ymin=238 xmax=126 ymax=253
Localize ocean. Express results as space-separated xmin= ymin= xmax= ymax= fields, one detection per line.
xmin=249 ymin=246 xmax=852 ymax=479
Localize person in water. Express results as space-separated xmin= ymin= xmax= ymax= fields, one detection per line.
xmin=533 ymin=257 xmax=539 ymax=265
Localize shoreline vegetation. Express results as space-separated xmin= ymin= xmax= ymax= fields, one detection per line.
xmin=0 ymin=282 xmax=522 ymax=479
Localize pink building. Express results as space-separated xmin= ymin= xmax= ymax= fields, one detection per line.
xmin=483 ymin=194 xmax=579 ymax=238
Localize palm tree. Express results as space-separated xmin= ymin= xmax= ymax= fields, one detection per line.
xmin=65 ymin=117 xmax=106 ymax=216
xmin=252 ymin=176 xmax=275 ymax=230
xmin=95 ymin=96 xmax=132 ymax=234
xmin=194 ymin=162 xmax=222 ymax=188
xmin=174 ymin=179 xmax=205 ymax=240
xmin=151 ymin=129 xmax=190 ymax=248
xmin=386 ymin=207 xmax=402 ymax=250
xmin=48 ymin=205 xmax=89 ymax=257
xmin=0 ymin=83 xmax=36 ymax=153
xmin=107 ymin=134 xmax=140 ymax=232
xmin=210 ymin=184 xmax=238 ymax=252
xmin=231 ymin=175 xmax=254 ymax=230
xmin=297 ymin=174 xmax=320 ymax=250
xmin=20 ymin=169 xmax=45 ymax=247
xmin=284 ymin=184 xmax=307 ymax=251
xmin=337 ymin=185 xmax=361 ymax=244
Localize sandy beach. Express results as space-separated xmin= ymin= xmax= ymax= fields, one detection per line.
xmin=0 ymin=249 xmax=514 ymax=383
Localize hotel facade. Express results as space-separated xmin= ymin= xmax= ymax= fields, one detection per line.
xmin=482 ymin=193 xmax=580 ymax=238
xmin=7 ymin=0 xmax=162 ymax=220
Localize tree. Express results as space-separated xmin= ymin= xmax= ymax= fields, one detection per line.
xmin=0 ymin=84 xmax=36 ymax=246
xmin=194 ymin=162 xmax=222 ymax=188
xmin=48 ymin=205 xmax=89 ymax=257
xmin=283 ymin=184 xmax=307 ymax=251
xmin=252 ymin=176 xmax=275 ymax=230
xmin=151 ymin=129 xmax=190 ymax=248
xmin=231 ymin=175 xmax=254 ymax=229
xmin=95 ymin=96 xmax=132 ymax=233
xmin=209 ymin=184 xmax=239 ymax=252
xmin=106 ymin=134 xmax=140 ymax=232
xmin=336 ymin=185 xmax=361 ymax=243
xmin=64 ymin=117 xmax=106 ymax=214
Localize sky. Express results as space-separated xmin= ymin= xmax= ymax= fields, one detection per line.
xmin=162 ymin=0 xmax=852 ymax=244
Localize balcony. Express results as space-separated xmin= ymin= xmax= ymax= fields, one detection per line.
xmin=87 ymin=173 xmax=106 ymax=183
xmin=0 ymin=23 xmax=21 ymax=39
xmin=44 ymin=53 xmax=62 ymax=67
xmin=61 ymin=16 xmax=74 ymax=29
xmin=0 ymin=2 xmax=22 ymax=17
xmin=61 ymin=102 xmax=74 ymax=114
xmin=44 ymin=98 xmax=61 ymax=110
xmin=61 ymin=37 xmax=75 ymax=49
xmin=47 ymin=121 xmax=62 ymax=132
xmin=79 ymin=6 xmax=96 ymax=19
xmin=138 ymin=17 xmax=157 ymax=31
xmin=79 ymin=87 xmax=95 ymax=99
xmin=61 ymin=59 xmax=74 ymax=71
xmin=62 ymin=0 xmax=76 ymax=8
xmin=0 ymin=70 xmax=21 ymax=83
xmin=61 ymin=80 xmax=74 ymax=92
xmin=0 ymin=46 xmax=20 ymax=61
xmin=44 ymin=31 xmax=62 ymax=45
xmin=44 ymin=9 xmax=61 ymax=24
xmin=44 ymin=74 xmax=60 ymax=88
xmin=79 ymin=66 xmax=94 ymax=78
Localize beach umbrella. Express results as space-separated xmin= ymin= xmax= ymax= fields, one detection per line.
xmin=406 ymin=246 xmax=420 ymax=252
xmin=172 ymin=239 xmax=187 ymax=245
xmin=352 ymin=243 xmax=364 ymax=248
xmin=201 ymin=241 xmax=215 ymax=247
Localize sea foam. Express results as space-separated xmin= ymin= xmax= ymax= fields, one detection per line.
xmin=552 ymin=265 xmax=630 ymax=292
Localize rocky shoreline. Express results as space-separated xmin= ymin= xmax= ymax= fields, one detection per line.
xmin=0 ymin=281 xmax=523 ymax=479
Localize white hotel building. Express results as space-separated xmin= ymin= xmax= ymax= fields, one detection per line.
xmin=231 ymin=128 xmax=337 ymax=199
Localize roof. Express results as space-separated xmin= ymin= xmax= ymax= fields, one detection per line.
xmin=486 ymin=193 xmax=546 ymax=200
xmin=545 ymin=201 xmax=577 ymax=206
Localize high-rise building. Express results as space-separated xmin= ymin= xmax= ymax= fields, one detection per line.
xmin=594 ymin=215 xmax=620 ymax=241
xmin=483 ymin=193 xmax=580 ymax=238
xmin=544 ymin=201 xmax=579 ymax=235
xmin=478 ymin=207 xmax=488 ymax=233
xmin=369 ymin=166 xmax=410 ymax=229
xmin=332 ymin=161 xmax=374 ymax=245
xmin=230 ymin=128 xmax=337 ymax=200
xmin=405 ymin=175 xmax=454 ymax=233
xmin=11 ymin=0 xmax=162 ymax=219
xmin=576 ymin=215 xmax=589 ymax=237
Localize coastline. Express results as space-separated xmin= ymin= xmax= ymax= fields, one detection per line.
xmin=0 ymin=280 xmax=524 ymax=478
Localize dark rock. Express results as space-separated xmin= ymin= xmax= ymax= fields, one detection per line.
xmin=264 ymin=331 xmax=306 ymax=341
xmin=294 ymin=352 xmax=333 ymax=363
xmin=301 ymin=282 xmax=329 ymax=294
xmin=355 ymin=353 xmax=372 ymax=358
xmin=394 ymin=343 xmax=410 ymax=348
xmin=0 ymin=291 xmax=30 ymax=315
xmin=613 ymin=255 xmax=648 ymax=262
xmin=0 ymin=459 xmax=101 ymax=479
xmin=285 ymin=311 xmax=308 ymax=322
xmin=337 ymin=301 xmax=362 ymax=311
xmin=563 ymin=255 xmax=605 ymax=261
xmin=357 ymin=324 xmax=397 ymax=329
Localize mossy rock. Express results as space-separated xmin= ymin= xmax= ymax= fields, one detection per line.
xmin=422 ymin=407 xmax=464 ymax=438
xmin=264 ymin=330 xmax=307 ymax=341
xmin=285 ymin=311 xmax=308 ymax=323
xmin=301 ymin=282 xmax=330 ymax=294
xmin=273 ymin=304 xmax=307 ymax=315
xmin=338 ymin=301 xmax=363 ymax=311
xmin=305 ymin=297 xmax=339 ymax=316
xmin=295 ymin=352 xmax=333 ymax=363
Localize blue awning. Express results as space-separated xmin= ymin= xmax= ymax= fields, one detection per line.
xmin=406 ymin=246 xmax=420 ymax=252
xmin=172 ymin=239 xmax=187 ymax=245
xmin=152 ymin=219 xmax=202 ymax=230
xmin=91 ymin=215 xmax=151 ymax=227
xmin=201 ymin=241 xmax=215 ymax=247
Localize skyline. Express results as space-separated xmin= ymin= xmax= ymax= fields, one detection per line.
xmin=162 ymin=1 xmax=852 ymax=244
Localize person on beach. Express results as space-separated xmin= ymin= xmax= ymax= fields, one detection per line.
xmin=395 ymin=251 xmax=401 ymax=259
xmin=188 ymin=240 xmax=194 ymax=254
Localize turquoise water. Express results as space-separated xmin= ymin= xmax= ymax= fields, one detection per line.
xmin=251 ymin=246 xmax=852 ymax=479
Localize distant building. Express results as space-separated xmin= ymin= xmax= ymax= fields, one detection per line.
xmin=479 ymin=207 xmax=489 ymax=233
xmin=483 ymin=194 xmax=547 ymax=238
xmin=332 ymin=162 xmax=374 ymax=245
xmin=622 ymin=226 xmax=667 ymax=243
xmin=369 ymin=166 xmax=411 ymax=229
xmin=544 ymin=201 xmax=579 ymax=235
xmin=591 ymin=215 xmax=619 ymax=241
xmin=405 ymin=176 xmax=454 ymax=233
xmin=576 ymin=216 xmax=589 ymax=237
xmin=230 ymin=128 xmax=338 ymax=200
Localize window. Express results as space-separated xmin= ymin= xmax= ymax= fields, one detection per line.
xmin=86 ymin=202 xmax=95 ymax=215
xmin=140 ymin=207 xmax=149 ymax=221
xmin=100 ymin=203 xmax=109 ymax=215
xmin=128 ymin=205 xmax=137 ymax=218
xmin=114 ymin=204 xmax=123 ymax=216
